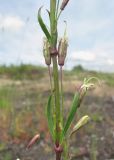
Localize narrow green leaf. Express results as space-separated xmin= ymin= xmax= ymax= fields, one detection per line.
xmin=38 ymin=7 xmax=51 ymax=42
xmin=62 ymin=92 xmax=81 ymax=138
xmin=46 ymin=95 xmax=54 ymax=138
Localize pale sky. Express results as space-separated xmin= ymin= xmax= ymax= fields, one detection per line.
xmin=0 ymin=0 xmax=114 ymax=72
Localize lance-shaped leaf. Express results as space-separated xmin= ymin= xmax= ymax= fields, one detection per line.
xmin=46 ymin=95 xmax=54 ymax=139
xmin=38 ymin=7 xmax=51 ymax=42
xmin=62 ymin=92 xmax=81 ymax=138
xmin=70 ymin=115 xmax=90 ymax=137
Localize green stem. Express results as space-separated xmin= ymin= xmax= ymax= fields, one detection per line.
xmin=50 ymin=0 xmax=61 ymax=145
xmin=48 ymin=65 xmax=56 ymax=141
xmin=52 ymin=56 xmax=61 ymax=143
xmin=63 ymin=139 xmax=69 ymax=160
xmin=50 ymin=0 xmax=57 ymax=46
xmin=60 ymin=66 xmax=64 ymax=126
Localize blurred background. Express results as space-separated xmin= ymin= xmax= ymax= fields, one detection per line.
xmin=0 ymin=0 xmax=114 ymax=160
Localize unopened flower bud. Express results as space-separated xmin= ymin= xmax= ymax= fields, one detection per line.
xmin=43 ymin=37 xmax=51 ymax=65
xmin=70 ymin=115 xmax=90 ymax=136
xmin=58 ymin=37 xmax=68 ymax=66
xmin=60 ymin=0 xmax=70 ymax=10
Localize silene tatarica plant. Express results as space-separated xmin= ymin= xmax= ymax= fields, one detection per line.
xmin=34 ymin=0 xmax=98 ymax=160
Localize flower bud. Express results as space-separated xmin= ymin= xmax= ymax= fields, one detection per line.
xmin=58 ymin=37 xmax=68 ymax=66
xmin=70 ymin=115 xmax=90 ymax=136
xmin=43 ymin=37 xmax=51 ymax=65
xmin=60 ymin=0 xmax=70 ymax=10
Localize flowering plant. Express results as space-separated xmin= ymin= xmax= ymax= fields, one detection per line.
xmin=31 ymin=1 xmax=98 ymax=160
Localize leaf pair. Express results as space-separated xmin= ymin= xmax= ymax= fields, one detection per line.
xmin=46 ymin=92 xmax=79 ymax=143
xmin=46 ymin=90 xmax=84 ymax=142
xmin=46 ymin=77 xmax=98 ymax=143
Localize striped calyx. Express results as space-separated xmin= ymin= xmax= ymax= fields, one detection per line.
xmin=58 ymin=37 xmax=68 ymax=66
xmin=43 ymin=37 xmax=51 ymax=65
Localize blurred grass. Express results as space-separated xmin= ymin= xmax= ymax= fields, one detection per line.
xmin=0 ymin=64 xmax=47 ymax=80
xmin=69 ymin=65 xmax=114 ymax=86
xmin=0 ymin=64 xmax=113 ymax=86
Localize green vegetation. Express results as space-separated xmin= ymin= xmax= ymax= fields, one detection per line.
xmin=0 ymin=64 xmax=114 ymax=86
xmin=71 ymin=65 xmax=114 ymax=86
xmin=0 ymin=64 xmax=46 ymax=80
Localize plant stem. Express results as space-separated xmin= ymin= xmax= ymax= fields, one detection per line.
xmin=50 ymin=0 xmax=61 ymax=145
xmin=60 ymin=66 xmax=64 ymax=126
xmin=56 ymin=151 xmax=62 ymax=160
xmin=50 ymin=0 xmax=57 ymax=46
xmin=48 ymin=65 xmax=55 ymax=116
xmin=50 ymin=1 xmax=62 ymax=160
xmin=52 ymin=56 xmax=62 ymax=142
